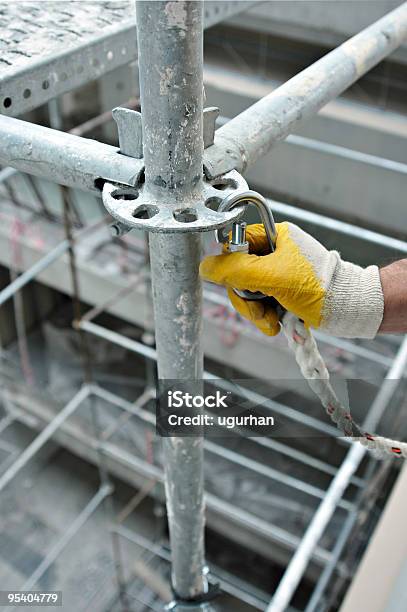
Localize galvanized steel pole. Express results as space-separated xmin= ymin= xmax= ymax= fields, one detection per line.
xmin=136 ymin=0 xmax=206 ymax=602
xmin=204 ymin=1 xmax=407 ymax=178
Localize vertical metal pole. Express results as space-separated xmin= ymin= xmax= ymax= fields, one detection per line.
xmin=136 ymin=0 xmax=206 ymax=601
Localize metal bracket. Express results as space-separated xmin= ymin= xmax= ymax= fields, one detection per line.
xmin=103 ymin=170 xmax=247 ymax=233
xmin=112 ymin=107 xmax=143 ymax=159
xmin=112 ymin=104 xmax=218 ymax=163
xmin=203 ymin=107 xmax=219 ymax=149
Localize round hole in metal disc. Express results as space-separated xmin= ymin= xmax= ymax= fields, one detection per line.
xmin=111 ymin=188 xmax=139 ymax=201
xmin=173 ymin=208 xmax=198 ymax=223
xmin=133 ymin=205 xmax=159 ymax=219
xmin=204 ymin=196 xmax=222 ymax=211
xmin=211 ymin=178 xmax=238 ymax=190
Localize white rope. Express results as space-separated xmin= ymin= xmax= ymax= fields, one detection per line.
xmin=281 ymin=311 xmax=407 ymax=459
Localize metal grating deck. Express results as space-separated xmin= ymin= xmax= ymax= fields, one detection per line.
xmin=0 ymin=0 xmax=252 ymax=117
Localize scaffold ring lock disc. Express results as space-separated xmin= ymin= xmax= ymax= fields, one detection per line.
xmin=102 ymin=170 xmax=248 ymax=233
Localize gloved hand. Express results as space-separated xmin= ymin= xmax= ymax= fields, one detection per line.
xmin=200 ymin=222 xmax=384 ymax=338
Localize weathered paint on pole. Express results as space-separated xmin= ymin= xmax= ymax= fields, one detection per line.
xmin=204 ymin=1 xmax=407 ymax=178
xmin=136 ymin=0 xmax=207 ymax=601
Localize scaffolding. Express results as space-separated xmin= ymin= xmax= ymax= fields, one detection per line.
xmin=0 ymin=1 xmax=407 ymax=611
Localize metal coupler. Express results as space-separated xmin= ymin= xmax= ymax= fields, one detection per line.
xmin=215 ymin=190 xmax=278 ymax=301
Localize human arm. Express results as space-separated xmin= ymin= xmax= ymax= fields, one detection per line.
xmin=379 ymin=259 xmax=407 ymax=333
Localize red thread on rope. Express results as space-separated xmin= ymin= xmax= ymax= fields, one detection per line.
xmin=292 ymin=331 xmax=305 ymax=345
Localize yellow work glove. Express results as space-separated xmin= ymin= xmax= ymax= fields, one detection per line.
xmin=200 ymin=222 xmax=384 ymax=339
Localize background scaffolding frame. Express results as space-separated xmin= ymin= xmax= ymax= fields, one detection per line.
xmin=0 ymin=1 xmax=407 ymax=611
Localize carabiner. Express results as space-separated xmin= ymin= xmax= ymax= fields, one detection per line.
xmin=215 ymin=190 xmax=277 ymax=301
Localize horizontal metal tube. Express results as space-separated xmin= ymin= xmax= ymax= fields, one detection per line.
xmin=269 ymin=198 xmax=407 ymax=255
xmin=206 ymin=492 xmax=331 ymax=567
xmin=79 ymin=320 xmax=158 ymax=360
xmin=287 ymin=133 xmax=407 ymax=175
xmin=0 ymin=218 xmax=108 ymax=306
xmin=217 ymin=114 xmax=407 ymax=177
xmin=204 ymin=440 xmax=353 ymax=511
xmin=20 ymin=485 xmax=111 ymax=593
xmin=266 ymin=335 xmax=407 ymax=612
xmin=0 ymin=167 xmax=17 ymax=183
xmin=0 ymin=240 xmax=69 ymax=307
xmin=204 ymin=3 xmax=407 ymax=177
xmin=0 ymin=385 xmax=89 ymax=493
xmin=0 ymin=100 xmax=140 ymax=188
xmin=238 ymin=429 xmax=362 ymax=485
xmin=0 ymin=414 xmax=15 ymax=436
xmin=0 ymin=115 xmax=144 ymax=192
